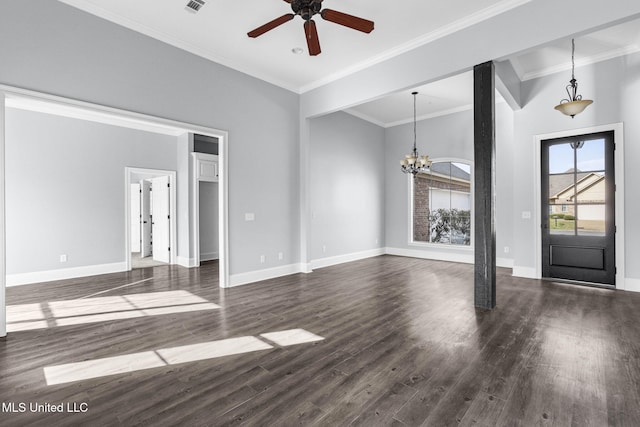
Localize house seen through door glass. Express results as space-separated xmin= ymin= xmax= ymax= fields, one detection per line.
xmin=541 ymin=131 xmax=615 ymax=286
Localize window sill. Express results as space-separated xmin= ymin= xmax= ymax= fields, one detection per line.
xmin=408 ymin=241 xmax=473 ymax=251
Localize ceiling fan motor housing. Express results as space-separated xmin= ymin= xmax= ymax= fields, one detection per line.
xmin=291 ymin=0 xmax=323 ymax=21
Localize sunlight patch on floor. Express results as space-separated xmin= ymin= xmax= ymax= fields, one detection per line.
xmin=7 ymin=290 xmax=220 ymax=332
xmin=260 ymin=328 xmax=325 ymax=346
xmin=43 ymin=329 xmax=325 ymax=385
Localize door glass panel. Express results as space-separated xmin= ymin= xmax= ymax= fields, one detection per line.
xmin=549 ymin=143 xmax=574 ymax=174
xmin=549 ymin=173 xmax=574 ymax=206
xmin=549 ymin=205 xmax=575 ymax=235
xmin=577 ymin=204 xmax=606 ymax=236
xmin=576 ymin=138 xmax=605 ymax=172
xmin=576 ymin=172 xmax=606 ymax=204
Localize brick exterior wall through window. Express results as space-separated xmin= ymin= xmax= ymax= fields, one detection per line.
xmin=413 ymin=171 xmax=471 ymax=242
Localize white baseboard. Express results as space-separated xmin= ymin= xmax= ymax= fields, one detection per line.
xmin=622 ymin=277 xmax=640 ymax=293
xmin=300 ymin=263 xmax=313 ymax=274
xmin=311 ymin=248 xmax=385 ymax=270
xmin=512 ymin=266 xmax=538 ymax=279
xmin=384 ymin=247 xmax=514 ymax=269
xmin=200 ymin=252 xmax=219 ymax=262
xmin=176 ymin=256 xmax=197 ymax=268
xmin=385 ymin=247 xmax=473 ymax=264
xmin=6 ymin=262 xmax=127 ymax=287
xmin=229 ymin=263 xmax=305 ymax=287
xmin=497 ymin=257 xmax=514 ymax=269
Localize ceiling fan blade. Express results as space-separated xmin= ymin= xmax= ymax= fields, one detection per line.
xmin=320 ymin=9 xmax=374 ymax=33
xmin=282 ymin=0 xmax=292 ymax=2
xmin=304 ymin=20 xmax=321 ymax=56
xmin=248 ymin=14 xmax=295 ymax=38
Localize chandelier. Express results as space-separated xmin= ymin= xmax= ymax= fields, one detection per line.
xmin=554 ymin=38 xmax=593 ymax=118
xmin=400 ymin=91 xmax=431 ymax=176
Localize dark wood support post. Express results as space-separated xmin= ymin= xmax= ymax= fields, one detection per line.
xmin=473 ymin=61 xmax=496 ymax=309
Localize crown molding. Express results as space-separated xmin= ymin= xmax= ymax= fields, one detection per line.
xmin=57 ymin=0 xmax=530 ymax=94
xmin=342 ymin=109 xmax=387 ymax=128
xmin=299 ymin=0 xmax=532 ymax=93
xmin=519 ymin=44 xmax=640 ymax=81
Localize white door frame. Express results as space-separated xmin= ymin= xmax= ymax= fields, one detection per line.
xmin=1 ymin=85 xmax=231 ymax=337
xmin=0 ymin=92 xmax=6 ymax=337
xmin=533 ymin=122 xmax=625 ymax=289
xmin=125 ymin=168 xmax=177 ymax=269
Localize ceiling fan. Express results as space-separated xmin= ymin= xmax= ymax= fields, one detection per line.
xmin=247 ymin=0 xmax=374 ymax=56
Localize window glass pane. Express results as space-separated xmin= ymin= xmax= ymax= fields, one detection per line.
xmin=576 ymin=139 xmax=605 ymax=172
xmin=429 ymin=208 xmax=451 ymax=244
xmin=577 ymin=204 xmax=605 ymax=236
xmin=549 ymin=143 xmax=574 ymax=174
xmin=549 ymin=206 xmax=575 ymax=235
xmin=413 ymin=161 xmax=471 ymax=246
xmin=548 ymin=173 xmax=574 ymax=207
xmin=576 ymin=172 xmax=606 ymax=204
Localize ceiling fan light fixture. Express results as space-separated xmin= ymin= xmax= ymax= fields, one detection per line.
xmin=247 ymin=0 xmax=374 ymax=56
xmin=554 ymin=38 xmax=593 ymax=118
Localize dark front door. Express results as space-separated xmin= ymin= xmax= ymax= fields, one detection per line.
xmin=541 ymin=131 xmax=615 ymax=286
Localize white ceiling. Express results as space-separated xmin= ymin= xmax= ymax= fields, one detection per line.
xmin=57 ymin=0 xmax=528 ymax=92
xmin=56 ymin=0 xmax=640 ymax=125
xmin=348 ymin=18 xmax=640 ymax=126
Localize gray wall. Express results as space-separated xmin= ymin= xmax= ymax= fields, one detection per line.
xmin=512 ymin=52 xmax=640 ymax=280
xmin=309 ymin=112 xmax=385 ymax=261
xmin=0 ymin=0 xmax=300 ymax=276
xmin=384 ymin=102 xmax=514 ymax=263
xmin=5 ymin=108 xmax=178 ymax=274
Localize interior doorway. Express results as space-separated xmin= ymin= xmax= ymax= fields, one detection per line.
xmin=192 ymin=150 xmax=221 ymax=269
xmin=125 ymin=168 xmax=177 ymax=270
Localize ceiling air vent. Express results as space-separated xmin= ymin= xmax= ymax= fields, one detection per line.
xmin=185 ymin=0 xmax=205 ymax=13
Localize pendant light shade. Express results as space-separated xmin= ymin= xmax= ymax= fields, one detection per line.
xmin=554 ymin=39 xmax=593 ymax=118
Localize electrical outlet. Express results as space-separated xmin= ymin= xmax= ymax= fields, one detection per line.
xmin=278 ymin=252 xmax=283 ymax=260
xmin=245 ymin=213 xmax=255 ymax=221
xmin=322 ymin=245 xmax=326 ymax=253
xmin=375 ymin=238 xmax=379 ymax=245
xmin=504 ymin=246 xmax=510 ymax=254
xmin=522 ymin=211 xmax=531 ymax=219
xmin=60 ymin=254 xmax=67 ymax=263
xmin=260 ymin=255 xmax=265 ymax=264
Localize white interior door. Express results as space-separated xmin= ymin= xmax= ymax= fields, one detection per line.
xmin=130 ymin=183 xmax=141 ymax=252
xmin=151 ymin=176 xmax=170 ymax=263
xmin=140 ymin=180 xmax=152 ymax=257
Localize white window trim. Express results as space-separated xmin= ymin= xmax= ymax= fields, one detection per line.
xmin=408 ymin=158 xmax=474 ymax=250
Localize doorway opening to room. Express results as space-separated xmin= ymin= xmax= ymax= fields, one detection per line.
xmin=541 ymin=131 xmax=615 ymax=287
xmin=126 ymin=168 xmax=177 ymax=269
xmin=1 ymin=85 xmax=230 ymax=290
xmin=191 ymin=134 xmax=220 ymax=268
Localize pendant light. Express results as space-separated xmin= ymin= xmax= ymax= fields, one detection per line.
xmin=400 ymin=92 xmax=431 ymax=176
xmin=554 ymin=38 xmax=593 ymax=118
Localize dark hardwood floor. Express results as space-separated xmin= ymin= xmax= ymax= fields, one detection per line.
xmin=1 ymin=255 xmax=639 ymax=426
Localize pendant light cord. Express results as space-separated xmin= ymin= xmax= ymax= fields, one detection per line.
xmin=571 ymin=38 xmax=575 ymax=81
xmin=412 ymin=91 xmax=417 ymax=153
